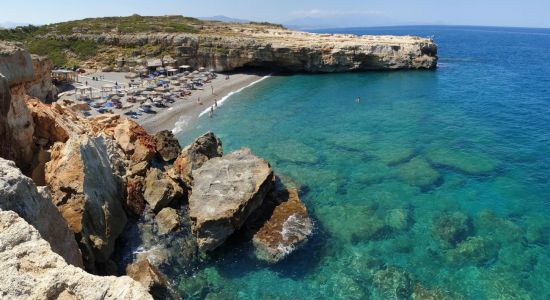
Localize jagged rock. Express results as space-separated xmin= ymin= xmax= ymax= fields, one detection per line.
xmin=0 ymin=211 xmax=152 ymax=300
xmin=155 ymin=207 xmax=181 ymax=235
xmin=0 ymin=158 xmax=83 ymax=267
xmin=112 ymin=118 xmax=157 ymax=162
xmin=126 ymin=256 xmax=174 ymax=299
xmin=26 ymin=55 xmax=57 ymax=102
xmin=125 ymin=176 xmax=147 ymax=217
xmin=173 ymin=132 xmax=222 ymax=187
xmin=45 ymin=134 xmax=127 ymax=271
xmin=143 ymin=168 xmax=184 ymax=212
xmin=128 ymin=160 xmax=150 ymax=177
xmin=189 ymin=148 xmax=274 ymax=251
xmin=252 ymin=188 xmax=313 ymax=263
xmin=0 ymin=41 xmax=34 ymax=85
xmin=155 ymin=130 xmax=181 ymax=162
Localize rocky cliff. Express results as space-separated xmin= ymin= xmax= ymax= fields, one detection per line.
xmin=3 ymin=16 xmax=437 ymax=72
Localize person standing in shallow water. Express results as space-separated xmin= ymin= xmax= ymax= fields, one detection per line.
xmin=356 ymin=96 xmax=361 ymax=103
xmin=209 ymin=105 xmax=214 ymax=118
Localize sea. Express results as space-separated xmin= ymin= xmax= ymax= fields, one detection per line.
xmin=175 ymin=26 xmax=550 ymax=299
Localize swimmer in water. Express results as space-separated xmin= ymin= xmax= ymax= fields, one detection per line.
xmin=356 ymin=96 xmax=361 ymax=103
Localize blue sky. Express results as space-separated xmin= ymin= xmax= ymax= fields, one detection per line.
xmin=1 ymin=0 xmax=550 ymax=28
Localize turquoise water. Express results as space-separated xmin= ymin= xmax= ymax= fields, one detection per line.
xmin=176 ymin=26 xmax=550 ymax=299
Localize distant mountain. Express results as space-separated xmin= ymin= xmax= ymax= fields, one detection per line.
xmin=0 ymin=21 xmax=31 ymax=29
xmin=199 ymin=15 xmax=249 ymax=23
xmin=285 ymin=14 xmax=401 ymax=30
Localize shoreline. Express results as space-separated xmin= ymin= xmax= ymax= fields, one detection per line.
xmin=138 ymin=71 xmax=270 ymax=135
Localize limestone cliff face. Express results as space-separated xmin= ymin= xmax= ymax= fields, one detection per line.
xmin=54 ymin=26 xmax=437 ymax=72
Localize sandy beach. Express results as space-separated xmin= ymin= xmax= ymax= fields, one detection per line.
xmin=139 ymin=71 xmax=267 ymax=134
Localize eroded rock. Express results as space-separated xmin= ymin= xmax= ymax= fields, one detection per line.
xmin=252 ymin=188 xmax=313 ymax=263
xmin=0 ymin=211 xmax=152 ymax=300
xmin=0 ymin=158 xmax=83 ymax=267
xmin=143 ymin=168 xmax=184 ymax=212
xmin=156 ymin=207 xmax=181 ymax=235
xmin=155 ymin=130 xmax=181 ymax=162
xmin=126 ymin=256 xmax=173 ymax=299
xmin=190 ymin=148 xmax=273 ymax=251
xmin=173 ymin=131 xmax=222 ymax=187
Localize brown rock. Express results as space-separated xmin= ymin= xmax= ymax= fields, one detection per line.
xmin=189 ymin=148 xmax=273 ymax=251
xmin=45 ymin=134 xmax=127 ymax=271
xmin=252 ymin=189 xmax=313 ymax=263
xmin=155 ymin=207 xmax=181 ymax=235
xmin=113 ymin=118 xmax=157 ymax=162
xmin=126 ymin=256 xmax=172 ymax=299
xmin=154 ymin=130 xmax=181 ymax=162
xmin=125 ymin=176 xmax=147 ymax=216
xmin=143 ymin=168 xmax=184 ymax=212
xmin=0 ymin=158 xmax=83 ymax=267
xmin=173 ymin=132 xmax=222 ymax=187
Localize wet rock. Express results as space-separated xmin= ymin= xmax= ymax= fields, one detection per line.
xmin=412 ymin=283 xmax=465 ymax=300
xmin=126 ymin=256 xmax=174 ymax=299
xmin=45 ymin=134 xmax=127 ymax=271
xmin=318 ymin=204 xmax=387 ymax=243
xmin=373 ymin=267 xmax=414 ymax=299
xmin=268 ymin=139 xmax=318 ymax=164
xmin=0 ymin=158 xmax=83 ymax=267
xmin=447 ymin=236 xmax=499 ymax=266
xmin=323 ymin=131 xmax=372 ymax=151
xmin=125 ymin=176 xmax=147 ymax=216
xmin=173 ymin=131 xmax=222 ymax=187
xmin=371 ymin=145 xmax=415 ymax=166
xmin=433 ymin=211 xmax=472 ymax=247
xmin=190 ymin=148 xmax=274 ymax=251
xmin=426 ymin=148 xmax=498 ymax=175
xmin=474 ymin=209 xmax=523 ymax=243
xmin=154 ymin=130 xmax=181 ymax=162
xmin=252 ymin=189 xmax=313 ymax=263
xmin=155 ymin=207 xmax=181 ymax=235
xmin=0 ymin=211 xmax=152 ymax=300
xmin=398 ymin=157 xmax=441 ymax=188
xmin=143 ymin=168 xmax=184 ymax=212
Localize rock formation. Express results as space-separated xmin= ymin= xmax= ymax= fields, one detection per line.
xmin=154 ymin=130 xmax=181 ymax=162
xmin=0 ymin=210 xmax=152 ymax=300
xmin=45 ymin=134 xmax=127 ymax=271
xmin=126 ymin=255 xmax=174 ymax=299
xmin=173 ymin=131 xmax=223 ymax=187
xmin=252 ymin=188 xmax=313 ymax=263
xmin=143 ymin=168 xmax=184 ymax=212
xmin=0 ymin=158 xmax=83 ymax=267
xmin=189 ymin=148 xmax=274 ymax=251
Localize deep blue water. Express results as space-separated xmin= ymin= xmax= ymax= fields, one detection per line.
xmin=176 ymin=26 xmax=550 ymax=299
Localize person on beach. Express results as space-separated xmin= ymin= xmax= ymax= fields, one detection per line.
xmin=214 ymin=99 xmax=218 ymax=108
xmin=211 ymin=85 xmax=214 ymax=95
xmin=209 ymin=105 xmax=214 ymax=118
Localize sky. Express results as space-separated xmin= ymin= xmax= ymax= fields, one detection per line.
xmin=1 ymin=0 xmax=550 ymax=29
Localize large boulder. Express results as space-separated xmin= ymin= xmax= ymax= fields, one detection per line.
xmin=126 ymin=255 xmax=174 ymax=299
xmin=155 ymin=207 xmax=181 ymax=235
xmin=45 ymin=134 xmax=127 ymax=271
xmin=154 ymin=130 xmax=181 ymax=162
xmin=143 ymin=168 xmax=184 ymax=212
xmin=189 ymin=148 xmax=274 ymax=251
xmin=173 ymin=132 xmax=222 ymax=187
xmin=252 ymin=188 xmax=313 ymax=263
xmin=0 ymin=158 xmax=83 ymax=267
xmin=0 ymin=211 xmax=152 ymax=300
xmin=112 ymin=117 xmax=157 ymax=162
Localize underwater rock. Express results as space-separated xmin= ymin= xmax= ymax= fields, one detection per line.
xmin=524 ymin=215 xmax=550 ymax=245
xmin=398 ymin=157 xmax=441 ymax=188
xmin=155 ymin=207 xmax=181 ymax=235
xmin=318 ymin=204 xmax=387 ymax=243
xmin=474 ymin=209 xmax=523 ymax=243
xmin=351 ymin=160 xmax=395 ymax=184
xmin=154 ymin=130 xmax=181 ymax=162
xmin=324 ymin=131 xmax=372 ymax=151
xmin=268 ymin=139 xmax=319 ymax=164
xmin=371 ymin=144 xmax=415 ymax=166
xmin=433 ymin=211 xmax=472 ymax=247
xmin=385 ymin=208 xmax=412 ymax=231
xmin=0 ymin=158 xmax=83 ymax=267
xmin=373 ymin=267 xmax=414 ymax=299
xmin=412 ymin=283 xmax=465 ymax=300
xmin=0 ymin=211 xmax=152 ymax=300
xmin=143 ymin=168 xmax=184 ymax=213
xmin=252 ymin=188 xmax=313 ymax=263
xmin=126 ymin=256 xmax=174 ymax=299
xmin=426 ymin=148 xmax=498 ymax=175
xmin=45 ymin=134 xmax=127 ymax=271
xmin=173 ymin=131 xmax=223 ymax=187
xmin=190 ymin=148 xmax=274 ymax=251
xmin=447 ymin=236 xmax=499 ymax=266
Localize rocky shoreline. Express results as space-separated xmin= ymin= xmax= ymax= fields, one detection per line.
xmin=0 ymin=41 xmax=314 ymax=299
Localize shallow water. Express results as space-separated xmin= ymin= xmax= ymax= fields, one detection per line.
xmin=176 ymin=26 xmax=550 ymax=299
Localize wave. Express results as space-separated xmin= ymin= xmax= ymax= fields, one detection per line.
xmin=197 ymin=74 xmax=272 ymax=118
